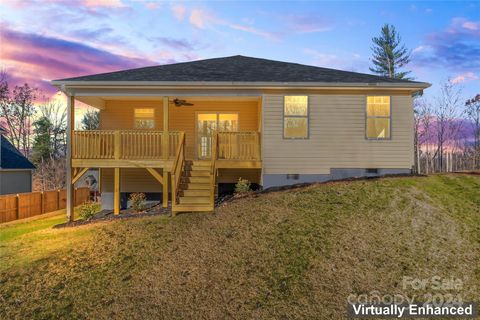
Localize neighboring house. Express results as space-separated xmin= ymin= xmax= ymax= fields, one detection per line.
xmin=0 ymin=129 xmax=35 ymax=195
xmin=52 ymin=55 xmax=430 ymax=217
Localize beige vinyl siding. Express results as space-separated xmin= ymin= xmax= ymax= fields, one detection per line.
xmin=100 ymin=99 xmax=259 ymax=159
xmin=101 ymin=168 xmax=164 ymax=193
xmin=100 ymin=100 xmax=164 ymax=130
xmin=99 ymin=99 xmax=260 ymax=191
xmin=262 ymin=94 xmax=414 ymax=174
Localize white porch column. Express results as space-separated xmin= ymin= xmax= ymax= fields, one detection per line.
xmin=66 ymin=95 xmax=75 ymax=221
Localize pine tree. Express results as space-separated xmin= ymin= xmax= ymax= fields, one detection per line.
xmin=81 ymin=109 xmax=100 ymax=130
xmin=31 ymin=116 xmax=54 ymax=164
xmin=369 ymin=24 xmax=412 ymax=79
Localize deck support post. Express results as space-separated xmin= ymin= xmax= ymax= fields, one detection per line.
xmin=163 ymin=170 xmax=169 ymax=208
xmin=114 ymin=167 xmax=120 ymax=215
xmin=163 ymin=96 xmax=169 ymax=160
xmin=66 ymin=95 xmax=75 ymax=222
xmin=162 ymin=96 xmax=169 ymax=208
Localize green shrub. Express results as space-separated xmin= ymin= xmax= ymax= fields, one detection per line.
xmin=234 ymin=178 xmax=251 ymax=195
xmin=78 ymin=201 xmax=101 ymax=220
xmin=129 ymin=192 xmax=147 ymax=212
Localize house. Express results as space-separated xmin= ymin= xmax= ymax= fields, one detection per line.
xmin=51 ymin=55 xmax=430 ymax=219
xmin=0 ymin=127 xmax=35 ymax=195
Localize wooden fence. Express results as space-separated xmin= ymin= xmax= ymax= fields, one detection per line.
xmin=0 ymin=187 xmax=90 ymax=224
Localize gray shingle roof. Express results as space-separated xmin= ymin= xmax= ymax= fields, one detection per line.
xmin=55 ymin=55 xmax=426 ymax=85
xmin=1 ymin=136 xmax=36 ymax=169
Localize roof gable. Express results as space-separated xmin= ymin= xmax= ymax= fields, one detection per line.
xmin=54 ymin=55 xmax=426 ymax=85
xmin=1 ymin=136 xmax=35 ymax=170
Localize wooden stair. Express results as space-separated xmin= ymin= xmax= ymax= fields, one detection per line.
xmin=173 ymin=160 xmax=215 ymax=213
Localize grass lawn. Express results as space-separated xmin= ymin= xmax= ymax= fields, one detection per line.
xmin=0 ymin=174 xmax=479 ymax=319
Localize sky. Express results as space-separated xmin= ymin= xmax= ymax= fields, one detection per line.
xmin=1 ymin=0 xmax=479 ymax=106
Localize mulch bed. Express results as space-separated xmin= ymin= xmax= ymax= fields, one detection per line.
xmin=54 ymin=202 xmax=171 ymax=228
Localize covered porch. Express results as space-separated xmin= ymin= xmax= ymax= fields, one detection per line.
xmin=67 ymin=95 xmax=262 ymax=218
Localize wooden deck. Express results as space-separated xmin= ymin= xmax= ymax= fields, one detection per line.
xmin=72 ymin=130 xmax=261 ymax=169
xmin=71 ymin=130 xmax=261 ymax=214
xmin=72 ymin=130 xmax=180 ymax=168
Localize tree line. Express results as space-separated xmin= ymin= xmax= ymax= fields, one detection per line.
xmin=370 ymin=24 xmax=479 ymax=173
xmin=0 ymin=71 xmax=99 ymax=190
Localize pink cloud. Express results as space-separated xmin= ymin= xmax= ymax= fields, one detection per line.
xmin=144 ymin=2 xmax=161 ymax=10
xmin=189 ymin=8 xmax=213 ymax=29
xmin=462 ymin=21 xmax=479 ymax=31
xmin=227 ymin=23 xmax=280 ymax=40
xmin=412 ymin=17 xmax=480 ymax=72
xmin=1 ymin=26 xmax=155 ymax=94
xmin=448 ymin=17 xmax=480 ymax=36
xmin=187 ymin=7 xmax=279 ymax=40
xmin=82 ymin=0 xmax=126 ymax=8
xmin=171 ymin=4 xmax=187 ymax=21
xmin=450 ymin=72 xmax=479 ymax=84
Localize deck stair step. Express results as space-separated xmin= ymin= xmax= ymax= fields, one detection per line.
xmin=184 ymin=160 xmax=210 ymax=168
xmin=179 ymin=196 xmax=211 ymax=204
xmin=184 ymin=170 xmax=210 ymax=177
xmin=181 ymin=183 xmax=210 ymax=190
xmin=182 ymin=189 xmax=210 ymax=197
xmin=173 ymin=159 xmax=216 ymax=214
xmin=182 ymin=176 xmax=210 ymax=183
xmin=173 ymin=204 xmax=214 ymax=212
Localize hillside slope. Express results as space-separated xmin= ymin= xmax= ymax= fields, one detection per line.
xmin=1 ymin=174 xmax=479 ymax=319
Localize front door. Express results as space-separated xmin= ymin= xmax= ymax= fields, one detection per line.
xmin=197 ymin=113 xmax=238 ymax=159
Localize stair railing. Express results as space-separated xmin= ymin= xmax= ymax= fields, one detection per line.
xmin=171 ymin=132 xmax=185 ymax=210
xmin=210 ymin=132 xmax=218 ymax=208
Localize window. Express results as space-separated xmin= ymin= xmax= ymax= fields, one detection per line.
xmin=366 ymin=96 xmax=391 ymax=139
xmin=134 ymin=108 xmax=155 ymax=129
xmin=284 ymin=96 xmax=308 ymax=139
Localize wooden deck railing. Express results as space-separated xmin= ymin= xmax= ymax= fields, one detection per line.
xmin=210 ymin=133 xmax=218 ymax=206
xmin=217 ymin=131 xmax=261 ymax=160
xmin=74 ymin=130 xmax=115 ymax=159
xmin=171 ymin=132 xmax=186 ymax=209
xmin=73 ymin=130 xmax=182 ymax=160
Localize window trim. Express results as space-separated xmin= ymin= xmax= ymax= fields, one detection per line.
xmin=133 ymin=107 xmax=156 ymax=129
xmin=365 ymin=95 xmax=392 ymax=140
xmin=282 ymin=95 xmax=310 ymax=140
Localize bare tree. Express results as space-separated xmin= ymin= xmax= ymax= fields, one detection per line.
xmin=0 ymin=71 xmax=37 ymax=156
xmin=465 ymin=94 xmax=480 ymax=169
xmin=432 ymin=80 xmax=463 ymax=171
xmin=414 ymin=96 xmax=435 ymax=174
xmin=414 ymin=97 xmax=429 ymax=173
xmin=33 ymin=155 xmax=66 ymax=191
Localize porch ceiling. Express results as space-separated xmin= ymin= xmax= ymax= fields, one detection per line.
xmin=76 ymin=95 xmax=261 ymax=109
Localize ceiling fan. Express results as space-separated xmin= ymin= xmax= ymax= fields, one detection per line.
xmin=172 ymin=98 xmax=194 ymax=107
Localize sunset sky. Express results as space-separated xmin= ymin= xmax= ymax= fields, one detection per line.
xmin=1 ymin=0 xmax=479 ymax=104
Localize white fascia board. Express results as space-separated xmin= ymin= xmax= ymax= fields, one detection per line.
xmin=51 ymin=80 xmax=432 ymax=90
